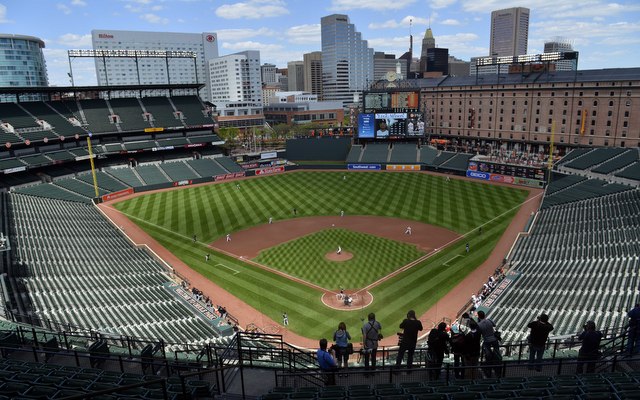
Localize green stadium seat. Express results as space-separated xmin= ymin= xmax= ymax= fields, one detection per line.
xmin=450 ymin=393 xmax=483 ymax=400
xmin=405 ymin=387 xmax=434 ymax=395
xmin=580 ymin=394 xmax=617 ymax=400
xmin=618 ymin=391 xmax=640 ymax=400
xmin=52 ymin=389 xmax=84 ymax=398
xmin=414 ymin=394 xmax=448 ymax=400
xmin=2 ymin=382 xmax=31 ymax=396
xmin=435 ymin=386 xmax=465 ymax=394
xmin=378 ymin=395 xmax=413 ymax=400
xmin=289 ymin=392 xmax=317 ymax=399
xmin=23 ymin=385 xmax=59 ymax=399
xmin=484 ymin=391 xmax=516 ymax=399
xmin=517 ymin=388 xmax=551 ymax=397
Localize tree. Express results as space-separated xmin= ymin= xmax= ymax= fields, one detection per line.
xmin=218 ymin=127 xmax=240 ymax=141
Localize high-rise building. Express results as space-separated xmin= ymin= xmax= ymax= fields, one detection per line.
xmin=261 ymin=63 xmax=277 ymax=84
xmin=287 ymin=61 xmax=305 ymax=91
xmin=544 ymin=39 xmax=576 ymax=71
xmin=0 ymin=34 xmax=48 ymax=90
xmin=448 ymin=56 xmax=471 ymax=77
xmin=208 ymin=50 xmax=262 ymax=105
xmin=373 ymin=52 xmax=407 ymax=81
xmin=490 ymin=7 xmax=529 ymax=57
xmin=303 ymin=51 xmax=323 ymax=98
xmin=91 ymin=30 xmax=218 ymax=101
xmin=419 ymin=27 xmax=435 ymax=72
xmin=321 ymin=14 xmax=374 ymax=106
xmin=426 ymin=48 xmax=449 ymax=75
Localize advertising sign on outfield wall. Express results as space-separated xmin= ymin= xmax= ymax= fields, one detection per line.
xmin=255 ymin=166 xmax=285 ymax=175
xmin=101 ymin=188 xmax=134 ymax=202
xmin=386 ymin=164 xmax=421 ymax=171
xmin=215 ymin=172 xmax=246 ymax=181
xmin=466 ymin=170 xmax=490 ymax=180
xmin=348 ymin=164 xmax=381 ymax=170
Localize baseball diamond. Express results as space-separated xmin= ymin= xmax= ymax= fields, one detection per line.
xmin=111 ymin=170 xmax=530 ymax=340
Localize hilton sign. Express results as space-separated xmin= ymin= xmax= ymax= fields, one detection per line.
xmin=98 ymin=34 xmax=114 ymax=39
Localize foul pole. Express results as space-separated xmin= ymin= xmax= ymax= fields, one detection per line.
xmin=547 ymin=120 xmax=555 ymax=185
xmin=87 ymin=136 xmax=99 ymax=198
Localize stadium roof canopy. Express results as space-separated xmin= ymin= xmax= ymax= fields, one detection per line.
xmin=0 ymin=83 xmax=205 ymax=95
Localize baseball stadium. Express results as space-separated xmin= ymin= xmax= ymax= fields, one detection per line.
xmin=0 ymin=69 xmax=638 ymax=399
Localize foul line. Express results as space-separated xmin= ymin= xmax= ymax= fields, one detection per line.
xmin=443 ymin=254 xmax=464 ymax=266
xmin=101 ymin=203 xmax=332 ymax=294
xmin=357 ymin=191 xmax=544 ymax=294
xmin=216 ymin=263 xmax=241 ymax=275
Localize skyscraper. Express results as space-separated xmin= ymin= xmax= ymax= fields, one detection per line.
xmin=0 ymin=34 xmax=48 ymax=88
xmin=490 ymin=7 xmax=529 ymax=57
xmin=544 ymin=39 xmax=576 ymax=71
xmin=261 ymin=63 xmax=277 ymax=84
xmin=419 ymin=27 xmax=436 ymax=73
xmin=303 ymin=51 xmax=323 ymax=98
xmin=321 ymin=14 xmax=374 ymax=106
xmin=287 ymin=61 xmax=305 ymax=91
xmin=91 ymin=30 xmax=218 ymax=101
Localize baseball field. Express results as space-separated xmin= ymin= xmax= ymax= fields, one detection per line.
xmin=113 ymin=170 xmax=529 ymax=340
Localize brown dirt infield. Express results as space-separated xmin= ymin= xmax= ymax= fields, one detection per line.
xmin=209 ymin=215 xmax=459 ymax=260
xmin=98 ymin=170 xmax=543 ymax=349
xmin=322 ymin=290 xmax=373 ymax=310
xmin=325 ymin=251 xmax=354 ymax=261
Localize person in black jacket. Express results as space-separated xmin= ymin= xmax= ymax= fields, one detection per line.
xmin=527 ymin=313 xmax=554 ymax=371
xmin=395 ymin=310 xmax=423 ymax=369
xmin=427 ymin=322 xmax=450 ymax=380
xmin=463 ymin=320 xmax=482 ymax=379
xmin=577 ymin=321 xmax=603 ymax=374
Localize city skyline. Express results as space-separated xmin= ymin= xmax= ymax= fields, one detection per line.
xmin=2 ymin=0 xmax=639 ymax=87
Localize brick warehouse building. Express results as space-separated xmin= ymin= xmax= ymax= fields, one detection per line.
xmin=412 ymin=67 xmax=640 ymax=152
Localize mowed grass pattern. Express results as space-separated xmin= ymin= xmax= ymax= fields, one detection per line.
xmin=254 ymin=228 xmax=424 ymax=288
xmin=114 ymin=171 xmax=530 ymax=339
xmin=116 ymin=171 xmax=527 ymax=241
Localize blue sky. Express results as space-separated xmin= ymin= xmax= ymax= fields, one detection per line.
xmin=2 ymin=0 xmax=640 ymax=86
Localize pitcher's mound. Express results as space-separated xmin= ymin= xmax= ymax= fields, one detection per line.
xmin=325 ymin=251 xmax=353 ymax=261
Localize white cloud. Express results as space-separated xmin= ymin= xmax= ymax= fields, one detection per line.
xmin=44 ymin=48 xmax=97 ymax=86
xmin=369 ymin=16 xmax=429 ymax=29
xmin=221 ymin=40 xmax=284 ymax=53
xmin=286 ymin=24 xmax=321 ymax=45
xmin=215 ymin=0 xmax=289 ymax=19
xmin=56 ymin=33 xmax=92 ymax=47
xmin=71 ymin=0 xmax=86 ymax=6
xmin=330 ymin=0 xmax=416 ymax=11
xmin=431 ymin=0 xmax=456 ymax=9
xmin=151 ymin=5 xmax=164 ymax=11
xmin=217 ymin=27 xmax=278 ymax=42
xmin=140 ymin=13 xmax=169 ymax=24
xmin=441 ymin=19 xmax=460 ymax=26
xmin=367 ymin=36 xmax=413 ymax=55
xmin=57 ymin=3 xmax=72 ymax=14
xmin=460 ymin=0 xmax=640 ymax=18
xmin=124 ymin=4 xmax=143 ymax=13
xmin=0 ymin=4 xmax=8 ymax=23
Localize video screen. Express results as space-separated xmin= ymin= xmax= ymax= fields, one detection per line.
xmin=360 ymin=90 xmax=424 ymax=139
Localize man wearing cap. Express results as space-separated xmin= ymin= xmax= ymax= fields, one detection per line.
xmin=527 ymin=313 xmax=554 ymax=371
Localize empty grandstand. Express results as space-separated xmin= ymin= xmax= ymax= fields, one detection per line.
xmin=9 ymin=193 xmax=228 ymax=346
xmin=487 ymin=189 xmax=640 ymax=342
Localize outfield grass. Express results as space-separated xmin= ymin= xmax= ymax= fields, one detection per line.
xmin=254 ymin=228 xmax=424 ymax=288
xmin=114 ymin=171 xmax=529 ymax=341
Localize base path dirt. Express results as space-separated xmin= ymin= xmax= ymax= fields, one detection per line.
xmin=210 ymin=215 xmax=459 ymax=259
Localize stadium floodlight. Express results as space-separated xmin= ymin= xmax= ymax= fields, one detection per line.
xmin=540 ymin=52 xmax=562 ymax=62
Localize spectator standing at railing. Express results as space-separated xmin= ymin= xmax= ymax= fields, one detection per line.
xmin=427 ymin=322 xmax=450 ymax=380
xmin=395 ymin=310 xmax=423 ymax=369
xmin=332 ymin=322 xmax=352 ymax=372
xmin=477 ymin=310 xmax=502 ymax=377
xmin=361 ymin=312 xmax=382 ymax=371
xmin=627 ymin=303 xmax=640 ymax=355
xmin=463 ymin=320 xmax=482 ymax=379
xmin=577 ymin=320 xmax=603 ymax=374
xmin=317 ymin=338 xmax=338 ymax=386
xmin=527 ymin=313 xmax=554 ymax=371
